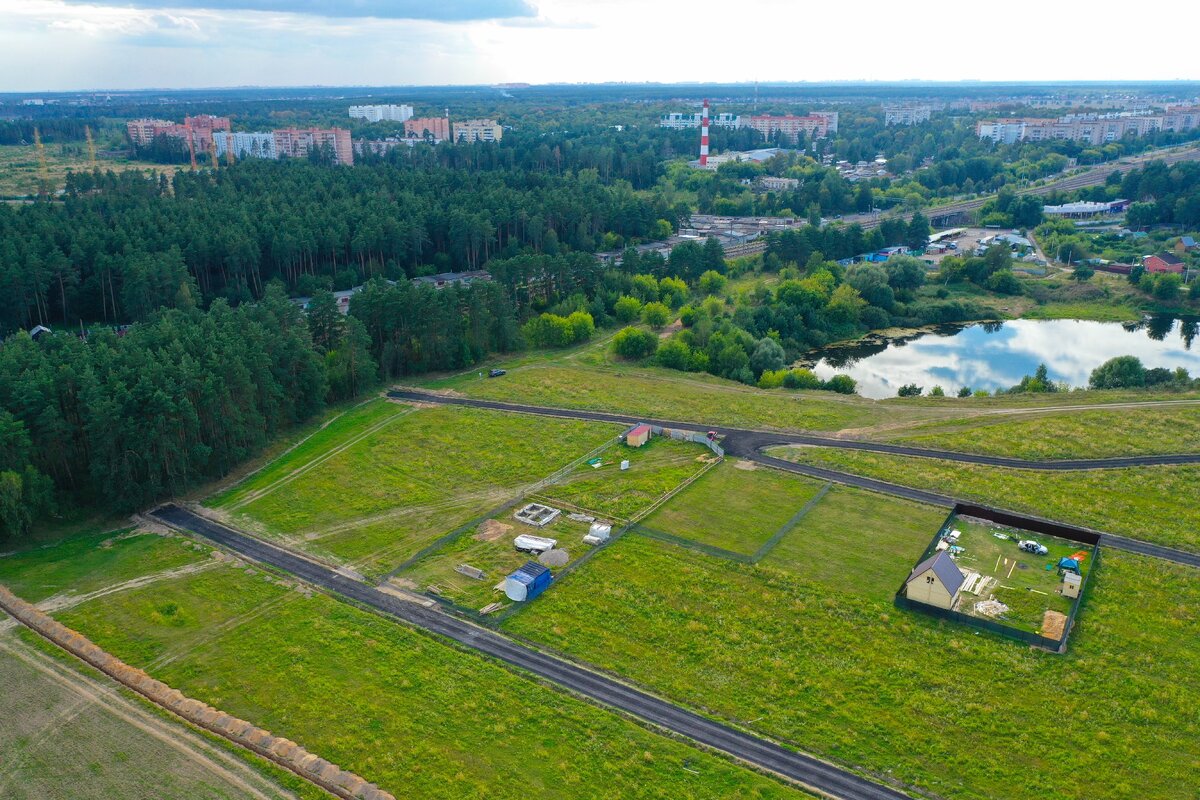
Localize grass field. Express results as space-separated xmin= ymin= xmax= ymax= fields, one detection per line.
xmin=48 ymin=553 xmax=808 ymax=799
xmin=640 ymin=462 xmax=826 ymax=556
xmin=425 ymin=363 xmax=900 ymax=432
xmin=885 ymin=405 xmax=1200 ymax=459
xmin=0 ymin=631 xmax=306 ymax=800
xmin=0 ymin=144 xmax=176 ymax=197
xmin=768 ymin=446 xmax=1200 ymax=552
xmin=503 ymin=496 xmax=1200 ymax=800
xmin=0 ymin=529 xmax=207 ymax=604
xmin=535 ymin=435 xmax=714 ymax=521
xmin=209 ymin=402 xmax=619 ymax=577
xmin=760 ymin=485 xmax=947 ymax=601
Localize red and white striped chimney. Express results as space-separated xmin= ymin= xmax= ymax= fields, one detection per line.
xmin=699 ymin=99 xmax=710 ymax=167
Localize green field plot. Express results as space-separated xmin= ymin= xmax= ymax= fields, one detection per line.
xmin=212 ymin=405 xmax=618 ymax=574
xmin=427 ymin=364 xmax=896 ymax=432
xmin=941 ymin=516 xmax=1089 ymax=634
xmin=640 ymin=462 xmax=826 ymax=556
xmin=52 ymin=553 xmax=807 ymax=800
xmin=536 ymin=435 xmax=714 ymax=521
xmin=0 ymin=529 xmax=207 ymax=604
xmin=504 ymin=532 xmax=1200 ymax=800
xmin=768 ymin=446 xmax=1200 ymax=552
xmin=212 ymin=398 xmax=408 ymax=509
xmin=886 ymin=405 xmax=1200 ymax=459
xmin=395 ymin=509 xmax=596 ymax=612
xmin=0 ymin=634 xmax=302 ymax=800
xmin=761 ymin=486 xmax=947 ymax=600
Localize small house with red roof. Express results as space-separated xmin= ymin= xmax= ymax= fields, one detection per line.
xmin=625 ymin=423 xmax=652 ymax=448
xmin=1144 ymin=252 xmax=1185 ymax=273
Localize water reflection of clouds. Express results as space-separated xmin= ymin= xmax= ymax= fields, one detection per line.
xmin=811 ymin=319 xmax=1200 ymax=399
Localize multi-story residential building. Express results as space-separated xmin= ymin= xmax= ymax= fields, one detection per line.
xmin=272 ymin=128 xmax=353 ymax=165
xmin=883 ymin=103 xmax=932 ymax=126
xmin=213 ymin=131 xmax=277 ymax=160
xmin=183 ymin=115 xmax=231 ymax=148
xmin=659 ymin=111 xmax=741 ymax=129
xmin=978 ymin=111 xmax=1200 ymax=145
xmin=348 ymin=104 xmax=414 ymax=123
xmin=743 ymin=113 xmax=834 ymax=142
xmin=759 ymin=176 xmax=800 ymax=191
xmin=404 ymin=116 xmax=451 ymax=141
xmin=453 ymin=118 xmax=503 ymax=143
xmin=126 ymin=116 xmax=230 ymax=149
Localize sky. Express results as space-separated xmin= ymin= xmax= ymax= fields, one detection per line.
xmin=1 ymin=0 xmax=1197 ymax=92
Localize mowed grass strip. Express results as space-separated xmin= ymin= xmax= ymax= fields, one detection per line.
xmin=768 ymin=446 xmax=1200 ymax=552
xmin=886 ymin=405 xmax=1200 ymax=459
xmin=0 ymin=529 xmax=206 ymax=604
xmin=641 ymin=462 xmax=826 ymax=556
xmin=227 ymin=406 xmax=619 ymax=534
xmin=437 ymin=364 xmax=893 ymax=432
xmin=55 ymin=562 xmax=809 ymax=800
xmin=503 ymin=530 xmax=1200 ymax=800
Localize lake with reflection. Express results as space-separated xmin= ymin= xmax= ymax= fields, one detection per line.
xmin=804 ymin=316 xmax=1200 ymax=399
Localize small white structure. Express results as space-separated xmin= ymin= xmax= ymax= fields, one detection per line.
xmin=620 ymin=460 xmax=630 ymax=471
xmin=513 ymin=534 xmax=557 ymax=554
xmin=1062 ymin=571 xmax=1083 ymax=600
xmin=584 ymin=522 xmax=612 ymax=545
xmin=905 ymin=550 xmax=966 ymax=611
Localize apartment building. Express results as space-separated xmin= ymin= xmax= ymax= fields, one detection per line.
xmin=453 ymin=118 xmax=503 ymax=143
xmin=272 ymin=127 xmax=354 ymax=165
xmin=126 ymin=116 xmax=230 ymax=148
xmin=743 ymin=113 xmax=835 ymax=142
xmin=659 ymin=111 xmax=741 ymax=129
xmin=883 ymin=103 xmax=932 ymax=127
xmin=404 ymin=116 xmax=451 ymax=141
xmin=213 ymin=131 xmax=277 ymax=160
xmin=348 ymin=104 xmax=414 ymax=123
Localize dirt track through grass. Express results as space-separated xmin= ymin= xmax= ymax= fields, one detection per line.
xmin=0 ymin=635 xmax=296 ymax=800
xmin=227 ymin=407 xmax=413 ymax=510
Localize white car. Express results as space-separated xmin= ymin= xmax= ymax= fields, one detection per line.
xmin=1018 ymin=540 xmax=1048 ymax=556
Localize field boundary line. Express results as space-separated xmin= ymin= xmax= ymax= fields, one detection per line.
xmin=751 ymin=483 xmax=833 ymax=563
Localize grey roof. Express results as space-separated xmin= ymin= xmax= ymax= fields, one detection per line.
xmin=909 ymin=550 xmax=965 ymax=596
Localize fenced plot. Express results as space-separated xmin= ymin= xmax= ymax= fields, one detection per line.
xmin=639 ymin=463 xmax=827 ymax=557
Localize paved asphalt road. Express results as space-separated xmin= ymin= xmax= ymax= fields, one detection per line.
xmin=151 ymin=504 xmax=913 ymax=800
xmin=386 ymin=390 xmax=1200 ymax=569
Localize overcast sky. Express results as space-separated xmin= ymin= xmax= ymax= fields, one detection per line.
xmin=1 ymin=0 xmax=1197 ymax=92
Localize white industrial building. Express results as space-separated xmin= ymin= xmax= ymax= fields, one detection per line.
xmin=213 ymin=131 xmax=277 ymax=160
xmin=348 ymin=104 xmax=414 ymax=123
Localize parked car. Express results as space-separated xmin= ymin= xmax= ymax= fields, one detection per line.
xmin=488 ymin=369 xmax=507 ymax=377
xmin=1018 ymin=540 xmax=1048 ymax=556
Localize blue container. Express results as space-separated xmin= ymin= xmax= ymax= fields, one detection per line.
xmin=504 ymin=561 xmax=553 ymax=602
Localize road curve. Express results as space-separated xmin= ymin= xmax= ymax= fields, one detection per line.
xmin=386 ymin=389 xmax=1200 ymax=470
xmin=150 ymin=504 xmax=912 ymax=800
xmin=387 ymin=390 xmax=1200 ymax=569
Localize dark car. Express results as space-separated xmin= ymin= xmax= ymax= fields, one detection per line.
xmin=488 ymin=369 xmax=507 ymax=377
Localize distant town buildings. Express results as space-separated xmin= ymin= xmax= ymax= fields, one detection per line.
xmin=883 ymin=103 xmax=932 ymax=127
xmin=404 ymin=116 xmax=451 ymax=142
xmin=348 ymin=104 xmax=413 ymax=123
xmin=1042 ymin=199 xmax=1131 ymax=218
xmin=273 ymin=128 xmax=354 ymax=165
xmin=453 ymin=118 xmax=503 ymax=143
xmin=977 ymin=108 xmax=1200 ymax=144
xmin=213 ymin=131 xmax=277 ymax=160
xmin=759 ymin=176 xmax=799 ymax=191
xmin=659 ymin=111 xmax=741 ymax=129
xmin=742 ymin=112 xmax=837 ymax=142
xmin=126 ymin=115 xmax=231 ymax=149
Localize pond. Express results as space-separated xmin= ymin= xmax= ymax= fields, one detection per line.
xmin=803 ymin=316 xmax=1200 ymax=399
